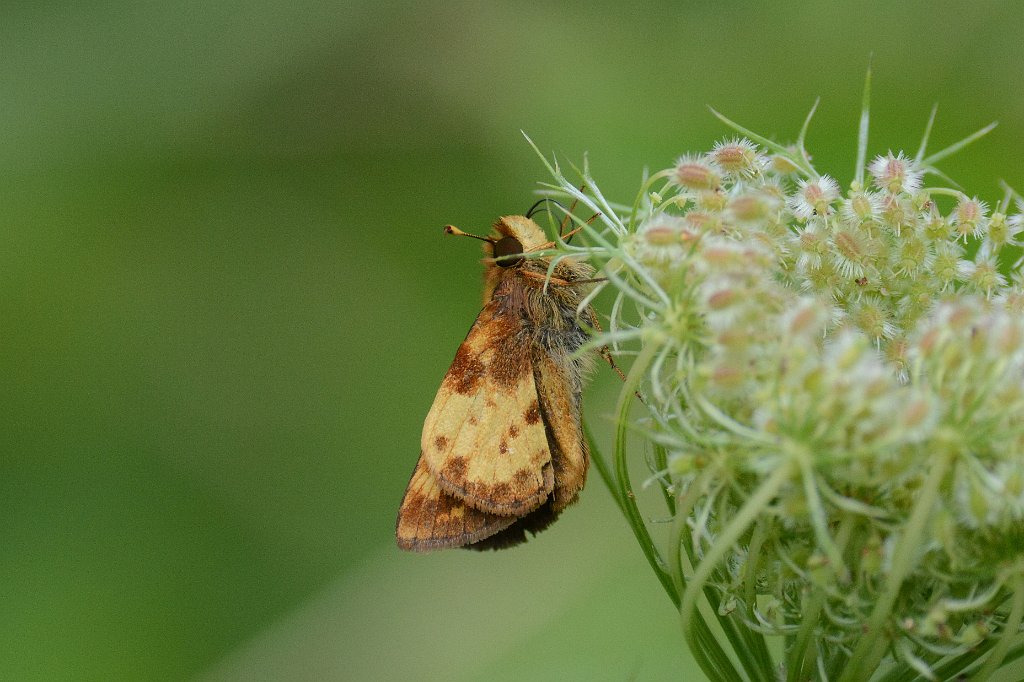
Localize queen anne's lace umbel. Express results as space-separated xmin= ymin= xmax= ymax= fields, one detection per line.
xmin=527 ymin=102 xmax=1024 ymax=680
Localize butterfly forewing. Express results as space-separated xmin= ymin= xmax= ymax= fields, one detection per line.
xmin=420 ymin=297 xmax=554 ymax=516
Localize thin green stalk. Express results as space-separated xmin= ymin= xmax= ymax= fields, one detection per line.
xmin=838 ymin=447 xmax=954 ymax=682
xmin=739 ymin=521 xmax=776 ymax=676
xmin=681 ymin=459 xmax=796 ymax=673
xmin=972 ymin=574 xmax=1024 ymax=681
xmin=593 ymin=416 xmax=745 ymax=682
xmin=697 ymin=496 xmax=775 ymax=682
xmin=589 ymin=422 xmax=746 ymax=682
xmin=652 ymin=442 xmax=676 ymax=517
xmin=880 ymin=638 xmax=997 ymax=682
xmin=670 ymin=467 xmax=718 ymax=593
xmin=663 ymin=471 xmax=745 ymax=675
xmin=786 ymin=590 xmax=826 ymax=682
xmin=613 ymin=340 xmax=679 ymax=607
xmin=789 ymin=515 xmax=858 ymax=680
xmin=742 ymin=520 xmax=768 ymax=626
xmin=796 ymin=97 xmax=821 ymax=175
xmin=719 ymin=596 xmax=776 ymax=682
xmin=686 ymin=555 xmax=775 ymax=682
xmin=854 ymin=60 xmax=872 ymax=187
xmin=585 ymin=423 xmax=625 ymax=516
xmin=915 ymin=104 xmax=939 ymax=164
xmin=920 ymin=121 xmax=998 ymax=167
xmin=800 ymin=459 xmax=848 ymax=583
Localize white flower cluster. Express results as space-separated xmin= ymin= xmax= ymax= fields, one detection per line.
xmin=534 ymin=121 xmax=1024 ymax=680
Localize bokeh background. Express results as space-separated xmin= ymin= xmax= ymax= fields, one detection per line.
xmin=3 ymin=2 xmax=1023 ymax=680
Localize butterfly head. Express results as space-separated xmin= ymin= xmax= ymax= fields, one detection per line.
xmin=489 ymin=215 xmax=549 ymax=267
xmin=444 ymin=215 xmax=549 ymax=269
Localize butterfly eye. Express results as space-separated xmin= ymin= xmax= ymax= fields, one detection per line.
xmin=493 ymin=236 xmax=524 ymax=267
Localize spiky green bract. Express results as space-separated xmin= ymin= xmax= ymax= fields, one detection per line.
xmin=529 ymin=109 xmax=1024 ymax=681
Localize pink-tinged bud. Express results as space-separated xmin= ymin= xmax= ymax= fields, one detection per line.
xmin=901 ymin=397 xmax=932 ymax=430
xmin=782 ymin=299 xmax=826 ymax=337
xmin=709 ymin=362 xmax=744 ymax=389
xmin=707 ymin=288 xmax=737 ymax=309
xmin=956 ymin=197 xmax=982 ymax=223
xmin=868 ymin=151 xmax=922 ymax=194
xmin=952 ymin=196 xmax=988 ymax=241
xmin=789 ymin=176 xmax=839 ymax=220
xmin=880 ymin=194 xmax=910 ymax=234
xmin=842 ymin=190 xmax=880 ymax=224
xmin=728 ymin=194 xmax=767 ymax=222
xmin=710 ymin=138 xmax=765 ymax=177
xmin=992 ymin=317 xmax=1023 ymax=355
xmin=643 ymin=225 xmax=680 ymax=246
xmin=632 ymin=214 xmax=690 ymax=274
xmin=674 ymin=156 xmax=722 ymax=190
xmin=724 ymin=191 xmax=778 ymax=223
xmin=917 ymin=328 xmax=940 ymax=354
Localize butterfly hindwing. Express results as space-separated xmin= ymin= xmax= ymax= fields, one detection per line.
xmin=396 ymin=454 xmax=518 ymax=551
xmin=532 ymin=347 xmax=589 ymax=512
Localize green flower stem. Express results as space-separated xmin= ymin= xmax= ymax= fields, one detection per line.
xmin=973 ymin=575 xmax=1024 ymax=681
xmin=742 ymin=520 xmax=768 ymax=625
xmin=800 ymin=459 xmax=848 ymax=583
xmin=786 ymin=591 xmax=826 ymax=682
xmin=667 ymin=466 xmax=770 ymax=679
xmin=680 ymin=459 xmax=796 ymax=678
xmin=838 ymin=446 xmax=955 ymax=682
xmin=738 ymin=520 xmax=776 ymax=677
xmin=587 ymin=422 xmax=750 ymax=680
xmin=613 ymin=341 xmax=756 ymax=682
xmin=629 ymin=168 xmax=676 ymax=233
xmin=885 ymin=638 xmax=998 ymax=682
xmin=652 ymin=442 xmax=676 ymax=516
xmin=788 ymin=514 xmax=857 ymax=681
xmin=590 ymin=424 xmax=746 ymax=681
xmin=612 ymin=340 xmax=679 ymax=608
xmin=584 ymin=423 xmax=625 ymax=517
xmin=670 ymin=467 xmax=717 ymax=594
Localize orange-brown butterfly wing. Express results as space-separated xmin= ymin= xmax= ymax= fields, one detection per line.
xmin=457 ymin=338 xmax=591 ymax=550
xmin=396 ymin=455 xmax=517 ymax=551
xmin=532 ymin=348 xmax=589 ymax=512
xmin=420 ymin=297 xmax=554 ymax=516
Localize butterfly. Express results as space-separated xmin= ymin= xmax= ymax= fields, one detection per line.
xmin=396 ymin=212 xmax=599 ymax=550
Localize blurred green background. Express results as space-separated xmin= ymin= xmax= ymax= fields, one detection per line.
xmin=2 ymin=1 xmax=1022 ymax=680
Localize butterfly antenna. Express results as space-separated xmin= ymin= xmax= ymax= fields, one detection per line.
xmin=525 ymin=198 xmax=567 ymax=220
xmin=444 ymin=225 xmax=495 ymax=243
